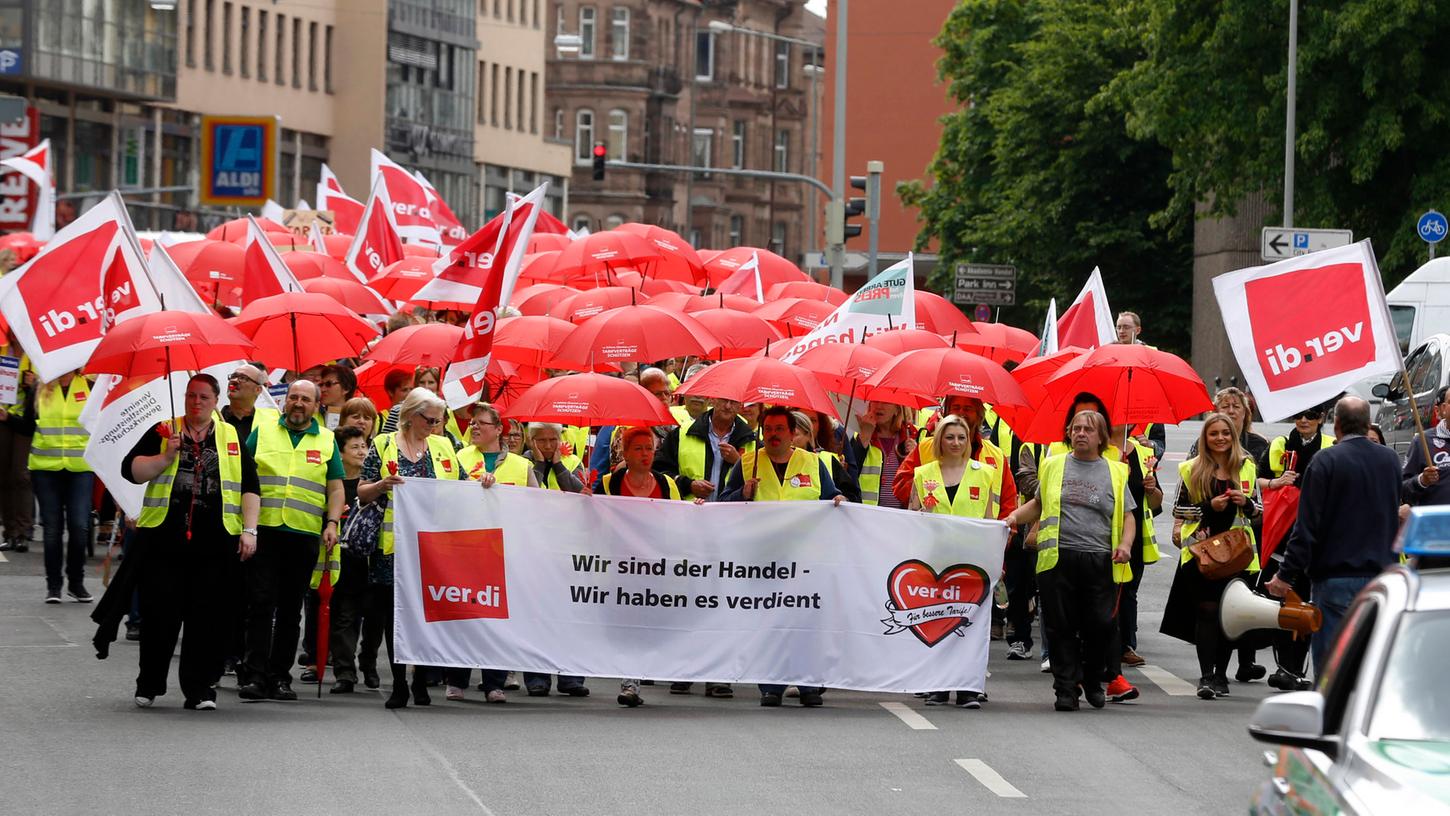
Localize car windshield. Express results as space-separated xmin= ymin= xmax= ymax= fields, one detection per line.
xmin=1389 ymin=305 xmax=1416 ymax=355
xmin=1369 ymin=611 xmax=1450 ymax=742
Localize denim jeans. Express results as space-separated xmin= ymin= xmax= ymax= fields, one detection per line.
xmin=759 ymin=684 xmax=823 ymax=696
xmin=444 ymin=667 xmax=510 ymax=692
xmin=523 ymin=672 xmax=586 ymax=692
xmin=31 ymin=469 xmax=93 ymax=592
xmin=1310 ymin=575 xmax=1372 ymax=676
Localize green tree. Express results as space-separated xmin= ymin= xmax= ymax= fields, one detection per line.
xmin=903 ymin=0 xmax=1193 ymax=353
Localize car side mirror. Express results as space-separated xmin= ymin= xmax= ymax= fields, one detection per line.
xmin=1371 ymin=382 xmax=1391 ymax=399
xmin=1247 ymin=692 xmax=1340 ymax=759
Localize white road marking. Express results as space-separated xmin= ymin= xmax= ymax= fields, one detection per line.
xmin=879 ymin=701 xmax=937 ymax=730
xmin=395 ymin=714 xmax=498 ymax=815
xmin=0 ymin=550 xmax=7 ymax=562
xmin=955 ymin=759 xmax=1027 ymax=798
xmin=1134 ymin=665 xmax=1198 ymax=696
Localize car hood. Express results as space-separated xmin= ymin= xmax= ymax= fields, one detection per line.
xmin=1351 ymin=740 xmax=1450 ymax=813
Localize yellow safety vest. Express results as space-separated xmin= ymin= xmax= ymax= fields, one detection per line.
xmin=917 ymin=435 xmax=1008 ymax=512
xmin=983 ymin=406 xmax=1014 ymax=456
xmin=376 ymin=431 xmax=459 ymax=556
xmin=540 ymin=453 xmax=583 ymax=491
xmin=676 ymin=421 xmax=754 ymax=482
xmin=255 ymin=419 xmax=335 ymax=535
xmin=1177 ymin=457 xmax=1261 ymax=572
xmin=310 ymin=541 xmax=341 ymax=589
xmin=1035 ymin=453 xmax=1133 ymax=583
xmin=1124 ymin=438 xmax=1161 ymax=564
xmin=138 ymin=414 xmax=245 ymax=535
xmin=1266 ymin=433 xmax=1335 ymax=477
xmin=458 ymin=446 xmax=532 ymax=485
xmin=601 ymin=470 xmax=684 ymax=500
xmin=29 ymin=378 xmax=93 ymax=473
xmin=913 ymin=458 xmax=998 ymax=518
xmin=668 ymin=404 xmax=693 ymax=426
xmin=740 ymin=448 xmax=822 ymax=501
xmin=562 ymin=424 xmax=589 ymax=460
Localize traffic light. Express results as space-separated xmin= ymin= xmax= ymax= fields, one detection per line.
xmin=592 ymin=142 xmax=607 ymax=181
xmin=845 ymin=175 xmax=867 ymax=241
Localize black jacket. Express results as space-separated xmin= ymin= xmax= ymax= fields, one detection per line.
xmin=654 ymin=409 xmax=756 ymax=496
xmin=1400 ymin=428 xmax=1450 ymax=507
xmin=1278 ymin=436 xmax=1402 ymax=584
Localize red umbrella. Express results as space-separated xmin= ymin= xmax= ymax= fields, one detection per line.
xmin=170 ymin=239 xmax=245 ymax=287
xmin=612 ymin=269 xmax=698 ymax=297
xmin=255 ymin=233 xmax=312 ymax=251
xmin=368 ymin=257 xmax=438 ymax=302
xmin=550 ymin=231 xmax=664 ymax=284
xmin=767 ymin=280 xmax=848 ymax=306
xmin=533 ymin=208 xmax=571 ymax=236
xmin=650 ymin=291 xmax=761 ymax=314
xmin=492 ymin=315 xmax=580 ymax=368
xmin=549 ymin=286 xmax=648 ymax=323
xmin=233 ymin=292 xmax=379 ymax=372
xmin=527 ymin=232 xmax=572 ymax=254
xmin=790 ymin=343 xmax=894 ymax=395
xmin=687 ymin=308 xmax=783 ymax=359
xmin=515 ymin=251 xmax=564 ymax=285
xmin=313 ymin=556 xmax=335 ymax=698
xmin=703 ymin=247 xmax=810 ymax=291
xmin=511 ymin=283 xmax=579 ymax=316
xmin=550 ymin=305 xmax=721 ymax=369
xmin=862 ymin=329 xmax=952 ymax=355
xmin=506 ymin=373 xmax=676 ymax=426
xmin=356 ymin=358 xmax=541 ymax=413
xmin=993 ymin=347 xmax=1089 ymax=444
xmin=676 ymin=356 xmax=839 ymax=418
xmin=614 ymin=223 xmax=707 ymax=285
xmin=0 ymin=232 xmax=44 ymax=263
xmin=1043 ymin=344 xmax=1212 ymax=428
xmin=402 ymin=244 xmax=442 ymax=259
xmin=363 ymin=323 xmax=464 ymax=368
xmin=752 ymin=297 xmax=835 ymax=334
xmin=860 ymin=347 xmax=1029 ymax=410
xmin=321 ymin=233 xmax=354 ymax=260
xmin=913 ymin=291 xmax=977 ymax=337
xmin=954 ymin=322 xmax=1041 ymax=365
xmin=283 ymin=251 xmax=355 ymax=282
xmin=300 ymin=278 xmax=393 ymax=317
xmin=86 ymin=310 xmax=259 ymax=376
xmin=207 ymin=217 xmax=288 ymax=241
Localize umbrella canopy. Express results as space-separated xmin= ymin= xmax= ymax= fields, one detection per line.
xmin=992 ymin=347 xmax=1089 ymax=444
xmin=703 ymin=247 xmax=810 ymax=291
xmin=207 ymin=217 xmax=288 ymax=241
xmin=859 ymin=347 xmax=1029 ymax=410
xmin=548 ymin=286 xmax=647 ymax=323
xmin=515 ymin=251 xmax=564 ymax=286
xmin=86 ymin=310 xmax=258 ymax=376
xmin=363 ymin=322 xmax=464 ymax=368
xmin=862 ymin=329 xmax=952 ymax=356
xmin=356 ymin=357 xmax=541 ymax=413
xmin=676 ymin=356 xmax=840 ymax=418
xmin=283 ymin=251 xmax=355 ymax=282
xmin=257 ymin=233 xmax=312 ymax=251
xmin=526 ymin=232 xmax=572 ymax=254
xmin=368 ymin=257 xmax=438 ymax=302
xmin=510 ymin=283 xmax=580 ymax=316
xmin=0 ymin=232 xmax=44 ymax=263
xmin=506 ymin=373 xmax=676 ymax=426
xmin=171 ymin=239 xmax=245 ymax=287
xmin=233 ymin=292 xmax=379 ymax=372
xmin=613 ymin=223 xmax=707 ymax=285
xmin=767 ymin=280 xmax=848 ymax=306
xmin=493 ymin=315 xmax=586 ymax=369
xmin=550 ymin=305 xmax=721 ymax=369
xmin=649 ymin=291 xmax=761 ymax=314
xmin=752 ymin=297 xmax=836 ymax=334
xmin=550 ymin=231 xmax=664 ymax=284
xmin=688 ymin=308 xmax=783 ymax=359
xmin=1043 ymin=344 xmax=1213 ymax=428
xmin=300 ymin=277 xmax=393 ymax=317
xmin=402 ymin=244 xmax=442 ymax=258
xmin=612 ymin=269 xmax=698 ymax=297
xmin=913 ymin=291 xmax=977 ymax=337
xmin=320 ymin=233 xmax=354 ymax=260
xmin=954 ymin=322 xmax=1040 ymax=365
xmin=790 ymin=343 xmax=894 ymax=395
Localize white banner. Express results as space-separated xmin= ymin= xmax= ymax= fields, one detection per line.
xmin=1214 ymin=240 xmax=1400 ymax=422
xmin=778 ymin=256 xmax=918 ymax=364
xmin=392 ymin=480 xmax=1007 ymax=693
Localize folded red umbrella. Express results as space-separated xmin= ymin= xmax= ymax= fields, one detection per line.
xmin=86 ymin=310 xmax=258 ymax=376
xmin=207 ymin=217 xmax=288 ymax=241
xmin=860 ymin=347 xmax=1028 ymax=410
xmin=752 ymin=297 xmax=835 ymax=334
xmin=549 ymin=286 xmax=648 ymax=323
xmin=549 ymin=231 xmax=664 ymax=285
xmin=283 ymin=251 xmax=355 ymax=282
xmin=550 ymin=305 xmax=721 ymax=369
xmin=368 ymin=257 xmax=438 ymax=302
xmin=510 ymin=283 xmax=580 ymax=316
xmin=688 ymin=308 xmax=783 ymax=359
xmin=649 ymin=291 xmax=761 ymax=314
xmin=1043 ymin=344 xmax=1212 ymax=428
xmin=790 ymin=343 xmax=894 ymax=395
xmin=676 ymin=356 xmax=839 ymax=418
xmin=506 ymin=373 xmax=676 ymax=426
xmin=614 ymin=223 xmax=707 ymax=285
xmin=364 ymin=323 xmax=465 ymax=369
xmin=954 ymin=322 xmax=1040 ymax=365
xmin=233 ymin=292 xmax=379 ymax=372
xmin=862 ymin=329 xmax=951 ymax=356
xmin=913 ymin=291 xmax=977 ymax=337
xmin=703 ymin=247 xmax=810 ymax=291
xmin=300 ymin=278 xmax=392 ymax=316
xmin=767 ymin=280 xmax=848 ymax=306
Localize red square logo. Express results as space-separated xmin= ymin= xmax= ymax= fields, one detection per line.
xmin=306 ymin=449 xmax=322 ymax=465
xmin=227 ymin=442 xmax=239 ymax=456
xmin=790 ymin=473 xmax=813 ymax=488
xmin=1245 ymin=263 xmax=1376 ymax=389
xmin=418 ymin=529 xmax=509 ymax=623
xmin=969 ymin=486 xmax=981 ymax=500
xmin=74 ymin=390 xmax=87 ymax=402
xmin=441 ymin=459 xmax=452 ymax=472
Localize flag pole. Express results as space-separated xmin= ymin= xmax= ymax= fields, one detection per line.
xmin=1400 ymin=366 xmax=1435 ymax=466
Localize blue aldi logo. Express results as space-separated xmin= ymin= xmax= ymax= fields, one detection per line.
xmin=0 ymin=49 xmax=22 ymax=76
xmin=199 ymin=116 xmax=276 ymax=207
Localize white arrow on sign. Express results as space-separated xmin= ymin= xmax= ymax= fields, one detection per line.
xmin=804 ymin=251 xmax=870 ymax=270
xmin=1260 ymin=227 xmax=1353 ymax=262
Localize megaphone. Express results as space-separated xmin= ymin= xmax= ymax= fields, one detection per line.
xmin=1220 ymin=578 xmax=1323 ymax=640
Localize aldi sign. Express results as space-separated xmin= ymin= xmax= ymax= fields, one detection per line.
xmin=199 ymin=115 xmax=278 ymax=207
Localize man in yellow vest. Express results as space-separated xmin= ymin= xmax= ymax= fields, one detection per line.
xmin=237 ymin=379 xmax=345 ymax=702
xmin=721 ymin=406 xmax=843 ymax=708
xmin=1115 ymin=311 xmax=1166 ymax=458
xmin=1005 ymin=409 xmax=1136 ymax=712
xmin=221 ymin=364 xmax=269 ymax=441
xmin=656 ymin=396 xmax=755 ymax=502
xmin=29 ymin=370 xmax=95 ymax=603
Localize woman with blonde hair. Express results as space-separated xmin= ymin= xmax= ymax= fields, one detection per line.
xmin=849 ymin=401 xmax=916 ymax=508
xmin=1162 ymin=412 xmax=1262 ymax=700
xmin=337 ymin=397 xmax=379 ymax=438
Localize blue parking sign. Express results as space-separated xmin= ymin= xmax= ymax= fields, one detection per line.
xmin=199 ymin=116 xmax=276 ymax=207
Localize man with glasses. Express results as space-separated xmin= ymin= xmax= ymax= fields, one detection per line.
xmin=222 ymin=365 xmax=268 ymax=441
xmin=237 ymin=379 xmax=345 ymax=701
xmin=317 ymin=364 xmax=358 ymax=430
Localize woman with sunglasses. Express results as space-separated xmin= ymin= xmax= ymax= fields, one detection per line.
xmin=1259 ymin=404 xmax=1335 ymax=492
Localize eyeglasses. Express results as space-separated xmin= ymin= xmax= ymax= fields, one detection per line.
xmin=1292 ymin=411 xmax=1321 ymax=420
xmin=319 ymin=380 xmax=340 ymax=388
xmin=418 ymin=415 xmax=445 ymax=426
xmin=471 ymin=419 xmax=500 ymax=427
xmin=506 ymin=432 xmax=524 ymax=440
xmin=228 ymin=374 xmax=262 ymax=386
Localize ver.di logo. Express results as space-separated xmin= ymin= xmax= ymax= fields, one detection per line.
xmin=882 ymin=559 xmax=990 ymax=647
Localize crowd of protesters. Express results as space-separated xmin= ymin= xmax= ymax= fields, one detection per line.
xmin=0 ymin=307 xmax=1420 ymax=715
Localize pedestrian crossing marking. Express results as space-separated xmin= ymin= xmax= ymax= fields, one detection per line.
xmin=879 ymin=701 xmax=937 ymax=730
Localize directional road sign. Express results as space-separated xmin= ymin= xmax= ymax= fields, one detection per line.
xmin=1417 ymin=211 xmax=1447 ymax=245
xmin=1260 ymin=227 xmax=1353 ymax=262
xmin=804 ymin=251 xmax=868 ymax=271
xmin=952 ymin=263 xmax=1016 ymax=306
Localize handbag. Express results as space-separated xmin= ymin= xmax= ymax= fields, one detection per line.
xmin=340 ymin=496 xmax=386 ymax=557
xmin=1189 ymin=527 xmax=1254 ymax=580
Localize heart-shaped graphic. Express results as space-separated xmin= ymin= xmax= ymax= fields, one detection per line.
xmin=885 ymin=559 xmax=991 ymax=647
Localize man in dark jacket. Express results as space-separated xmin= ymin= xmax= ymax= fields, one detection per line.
xmin=1267 ymin=396 xmax=1402 ymax=673
xmin=1400 ymin=385 xmax=1450 ymax=507
xmin=654 ymin=399 xmax=755 ymax=501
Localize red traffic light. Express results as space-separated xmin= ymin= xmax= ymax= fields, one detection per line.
xmin=593 ymin=143 xmax=607 ymax=158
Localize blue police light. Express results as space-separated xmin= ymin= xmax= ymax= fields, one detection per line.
xmin=1397 ymin=506 xmax=1450 ymax=559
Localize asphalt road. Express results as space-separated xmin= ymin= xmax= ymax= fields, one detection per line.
xmin=0 ymin=421 xmax=1294 ymax=816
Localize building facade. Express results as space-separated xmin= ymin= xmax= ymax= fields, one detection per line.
xmin=546 ymin=0 xmax=823 ymax=260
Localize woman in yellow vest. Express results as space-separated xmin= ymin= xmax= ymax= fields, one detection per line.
xmin=1161 ymin=412 xmax=1263 ymax=701
xmin=525 ymin=422 xmax=588 ymax=493
xmin=458 ymin=402 xmax=538 ymax=488
xmin=909 ymin=414 xmax=998 ymax=709
xmin=29 ymin=370 xmax=96 ymax=603
xmin=848 ymin=401 xmax=916 ymax=508
xmin=790 ymin=411 xmax=860 ymax=503
xmin=118 ymin=374 xmax=261 ymax=710
xmin=1005 ymin=409 xmax=1136 ymax=712
xmin=356 ymin=388 xmax=466 ymax=710
xmin=412 ymin=366 xmax=466 ymax=446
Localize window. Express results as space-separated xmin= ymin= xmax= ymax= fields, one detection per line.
xmin=517 ymin=69 xmax=526 ymax=132
xmin=608 ymin=109 xmax=627 ymax=161
xmin=695 ymin=31 xmax=714 ymax=80
xmin=222 ymin=2 xmax=232 ymax=74
xmin=605 ymin=213 xmax=625 ymax=230
xmin=692 ymin=127 xmax=712 ymax=172
xmin=553 ymin=107 xmax=563 ymax=139
xmin=729 ymin=215 xmax=743 ymax=246
xmin=771 ymin=222 xmax=786 ymax=256
xmin=504 ymin=67 xmax=513 ymax=129
xmin=274 ymin=14 xmax=285 ymax=86
xmin=774 ymin=41 xmax=790 ymax=89
xmin=530 ymin=72 xmax=539 ymax=133
xmin=307 ymin=22 xmax=318 ymax=90
xmin=555 ymin=3 xmax=564 ymax=35
xmin=610 ymin=8 xmax=629 ymax=60
xmin=257 ymin=10 xmax=267 ymax=81
xmin=490 ymin=63 xmax=499 ymax=125
xmin=579 ymin=7 xmax=596 ymax=59
xmin=731 ymin=120 xmax=746 ymax=169
xmin=774 ymin=129 xmax=790 ymax=173
xmin=572 ymin=214 xmax=592 ymax=232
xmin=203 ymin=0 xmax=214 ymax=70
xmin=533 ymin=0 xmax=541 ymax=29
xmin=575 ymin=109 xmax=595 ymax=164
xmin=507 ymin=0 xmax=514 ymax=23
xmin=689 ymin=229 xmax=702 ymax=248
xmin=324 ymin=25 xmax=333 ymax=92
xmin=477 ymin=62 xmax=488 ymax=123
xmin=519 ymin=0 xmax=526 ymax=26
xmin=185 ymin=0 xmax=195 ymax=67
xmin=239 ymin=6 xmax=250 ymax=77
xmin=291 ymin=18 xmax=301 ymax=88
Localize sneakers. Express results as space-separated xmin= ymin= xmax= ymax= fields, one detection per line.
xmin=1040 ymin=658 xmax=1052 ymax=673
xmin=557 ymin=683 xmax=590 ymax=697
xmin=44 ymin=590 xmax=62 ymax=604
xmin=704 ymin=683 xmax=734 ymax=699
xmin=759 ymin=692 xmax=783 ymax=707
xmin=237 ymin=681 xmax=267 ymax=700
xmin=1121 ymin=648 xmax=1146 ymax=668
xmin=270 ymin=681 xmax=298 ymax=701
xmin=486 ymin=689 xmax=507 ymax=703
xmin=668 ymin=682 xmax=693 ymax=695
xmin=1196 ymin=677 xmax=1216 ymax=700
xmin=0 ymin=539 xmax=13 ymax=551
xmin=957 ymin=692 xmax=982 ymax=709
xmin=445 ymin=685 xmax=466 ymax=701
xmin=1054 ymin=692 xmax=1078 ymax=712
xmin=1235 ymin=662 xmax=1267 ymax=683
xmin=526 ymin=685 xmax=550 ymax=697
xmin=184 ymin=698 xmax=217 ymax=710
xmin=617 ymin=689 xmax=644 ymax=707
xmin=923 ymin=691 xmax=951 ymax=706
xmin=503 ymin=671 xmax=522 ymax=690
xmin=67 ymin=585 xmax=93 ymax=603
xmin=1005 ymin=641 xmax=1032 ymax=660
xmin=1211 ymin=675 xmax=1231 ymax=698
xmin=799 ymin=691 xmax=824 ymax=707
xmin=134 ymin=695 xmax=154 ymax=708
xmin=1106 ymin=675 xmax=1140 ymax=703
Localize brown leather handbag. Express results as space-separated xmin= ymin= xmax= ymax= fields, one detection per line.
xmin=1189 ymin=527 xmax=1254 ymax=580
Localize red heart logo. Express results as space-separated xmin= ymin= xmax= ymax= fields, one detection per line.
xmin=885 ymin=559 xmax=991 ymax=647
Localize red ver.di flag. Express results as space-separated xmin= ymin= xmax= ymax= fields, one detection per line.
xmin=1214 ymin=240 xmax=1399 ymax=422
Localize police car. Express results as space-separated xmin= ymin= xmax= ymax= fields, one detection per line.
xmin=1247 ymin=507 xmax=1450 ymax=815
